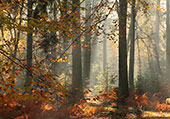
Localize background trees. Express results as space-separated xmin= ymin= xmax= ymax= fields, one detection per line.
xmin=0 ymin=0 xmax=170 ymax=118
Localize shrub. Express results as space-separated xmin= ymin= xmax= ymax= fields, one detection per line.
xmin=135 ymin=74 xmax=160 ymax=95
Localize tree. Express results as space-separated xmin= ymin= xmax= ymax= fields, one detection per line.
xmin=13 ymin=0 xmax=24 ymax=80
xmin=128 ymin=0 xmax=136 ymax=91
xmin=103 ymin=21 xmax=108 ymax=92
xmin=25 ymin=0 xmax=33 ymax=89
xmin=25 ymin=0 xmax=48 ymax=89
xmin=59 ymin=0 xmax=69 ymax=75
xmin=71 ymin=0 xmax=84 ymax=103
xmin=166 ymin=0 xmax=170 ymax=80
xmin=83 ymin=0 xmax=92 ymax=88
xmin=154 ymin=0 xmax=161 ymax=77
xmin=118 ymin=0 xmax=129 ymax=98
xmin=89 ymin=0 xmax=99 ymax=87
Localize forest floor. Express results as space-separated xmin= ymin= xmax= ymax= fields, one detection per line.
xmin=0 ymin=98 xmax=170 ymax=119
xmin=142 ymin=111 xmax=170 ymax=118
xmin=74 ymin=111 xmax=170 ymax=119
xmin=0 ymin=88 xmax=170 ymax=119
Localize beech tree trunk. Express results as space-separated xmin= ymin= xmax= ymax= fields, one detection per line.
xmin=128 ymin=0 xmax=136 ymax=91
xmin=25 ymin=0 xmax=33 ymax=89
xmin=154 ymin=0 xmax=161 ymax=77
xmin=118 ymin=0 xmax=129 ymax=98
xmin=166 ymin=0 xmax=170 ymax=80
xmin=103 ymin=26 xmax=108 ymax=91
xmin=83 ymin=0 xmax=91 ymax=88
xmin=71 ymin=0 xmax=83 ymax=103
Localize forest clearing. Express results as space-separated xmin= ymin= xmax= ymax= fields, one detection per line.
xmin=0 ymin=0 xmax=170 ymax=118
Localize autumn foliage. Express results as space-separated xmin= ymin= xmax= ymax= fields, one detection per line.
xmin=134 ymin=83 xmax=170 ymax=112
xmin=0 ymin=85 xmax=170 ymax=119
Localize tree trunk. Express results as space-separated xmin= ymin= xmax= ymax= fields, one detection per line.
xmin=83 ymin=0 xmax=91 ymax=88
xmin=166 ymin=0 xmax=170 ymax=80
xmin=61 ymin=0 xmax=69 ymax=75
xmin=49 ymin=2 xmax=61 ymax=75
xmin=89 ymin=0 xmax=99 ymax=88
xmin=0 ymin=23 xmax=3 ymax=38
xmin=118 ymin=0 xmax=129 ymax=98
xmin=154 ymin=0 xmax=161 ymax=77
xmin=103 ymin=29 xmax=108 ymax=92
xmin=25 ymin=0 xmax=33 ymax=89
xmin=137 ymin=38 xmax=142 ymax=76
xmin=71 ymin=0 xmax=83 ymax=103
xmin=128 ymin=0 xmax=136 ymax=91
xmin=13 ymin=0 xmax=24 ymax=78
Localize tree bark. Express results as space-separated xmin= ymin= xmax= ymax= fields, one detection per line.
xmin=83 ymin=0 xmax=91 ymax=88
xmin=128 ymin=0 xmax=136 ymax=91
xmin=71 ymin=0 xmax=83 ymax=103
xmin=166 ymin=0 xmax=170 ymax=80
xmin=60 ymin=0 xmax=69 ymax=75
xmin=118 ymin=0 xmax=129 ymax=98
xmin=154 ymin=0 xmax=161 ymax=77
xmin=25 ymin=0 xmax=33 ymax=89
xmin=13 ymin=0 xmax=24 ymax=75
xmin=89 ymin=0 xmax=99 ymax=87
xmin=103 ymin=26 xmax=108 ymax=91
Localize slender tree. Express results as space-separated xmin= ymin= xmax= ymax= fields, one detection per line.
xmin=83 ymin=0 xmax=91 ymax=88
xmin=26 ymin=0 xmax=48 ymax=89
xmin=13 ymin=0 xmax=24 ymax=77
xmin=25 ymin=0 xmax=33 ymax=89
xmin=154 ymin=0 xmax=161 ymax=77
xmin=71 ymin=0 xmax=84 ymax=102
xmin=128 ymin=0 xmax=136 ymax=91
xmin=60 ymin=0 xmax=69 ymax=75
xmin=103 ymin=21 xmax=108 ymax=92
xmin=103 ymin=35 xmax=108 ymax=91
xmin=118 ymin=0 xmax=129 ymax=98
xmin=89 ymin=0 xmax=99 ymax=87
xmin=166 ymin=0 xmax=170 ymax=80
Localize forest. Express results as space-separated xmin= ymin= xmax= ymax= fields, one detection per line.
xmin=0 ymin=0 xmax=170 ymax=118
